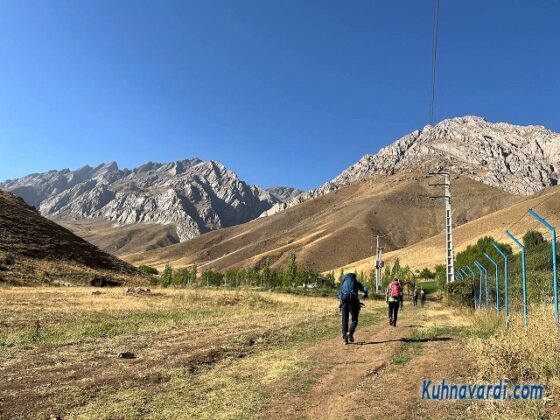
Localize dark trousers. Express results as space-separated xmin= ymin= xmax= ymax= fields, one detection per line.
xmin=341 ymin=299 xmax=360 ymax=337
xmin=388 ymin=301 xmax=400 ymax=326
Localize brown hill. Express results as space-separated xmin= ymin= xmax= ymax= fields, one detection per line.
xmin=56 ymin=218 xmax=180 ymax=256
xmin=0 ymin=190 xmax=140 ymax=285
xmin=336 ymin=185 xmax=560 ymax=274
xmin=122 ymin=172 xmax=525 ymax=272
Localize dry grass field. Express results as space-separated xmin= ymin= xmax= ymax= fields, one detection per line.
xmin=1 ymin=287 xmax=558 ymax=419
xmin=0 ymin=287 xmax=385 ymax=419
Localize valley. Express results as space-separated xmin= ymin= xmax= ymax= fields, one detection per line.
xmin=121 ymin=172 xmax=524 ymax=272
xmin=2 ymin=116 xmax=560 ymax=420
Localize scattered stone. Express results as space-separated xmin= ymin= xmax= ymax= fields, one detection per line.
xmin=91 ymin=291 xmax=104 ymax=296
xmin=124 ymin=287 xmax=151 ymax=295
xmin=118 ymin=352 xmax=136 ymax=359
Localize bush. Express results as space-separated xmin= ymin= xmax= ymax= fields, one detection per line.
xmin=139 ymin=265 xmax=159 ymax=275
xmin=201 ymin=269 xmax=224 ymax=287
xmin=447 ymin=278 xmax=475 ymax=307
xmin=161 ymin=264 xmax=173 ymax=288
xmin=523 ymin=230 xmax=546 ymax=250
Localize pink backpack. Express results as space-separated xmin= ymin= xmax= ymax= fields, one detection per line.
xmin=389 ymin=281 xmax=401 ymax=298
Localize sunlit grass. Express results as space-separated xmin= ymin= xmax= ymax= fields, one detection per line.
xmin=0 ymin=287 xmax=385 ymax=419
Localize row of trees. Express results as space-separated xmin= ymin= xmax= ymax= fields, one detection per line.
xmin=151 ymin=252 xmax=330 ymax=290
xmin=145 ymin=253 xmax=439 ymax=295
xmin=445 ymin=231 xmax=559 ymax=307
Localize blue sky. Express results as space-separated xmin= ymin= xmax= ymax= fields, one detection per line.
xmin=1 ymin=1 xmax=559 ymax=190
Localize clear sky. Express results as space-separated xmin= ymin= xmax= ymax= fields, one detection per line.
xmin=1 ymin=1 xmax=558 ymax=190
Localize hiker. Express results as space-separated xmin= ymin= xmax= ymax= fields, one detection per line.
xmin=398 ymin=279 xmax=404 ymax=310
xmin=412 ymin=288 xmax=419 ymax=306
xmin=338 ymin=272 xmax=368 ymax=345
xmin=420 ymin=288 xmax=426 ymax=306
xmin=386 ymin=278 xmax=403 ymax=327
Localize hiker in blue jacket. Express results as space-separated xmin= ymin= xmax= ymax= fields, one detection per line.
xmin=338 ymin=272 xmax=368 ymax=345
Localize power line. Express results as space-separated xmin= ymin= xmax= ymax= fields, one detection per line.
xmin=430 ymin=0 xmax=440 ymax=125
xmin=497 ymin=191 xmax=558 ymax=243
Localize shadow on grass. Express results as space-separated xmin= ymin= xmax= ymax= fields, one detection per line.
xmin=351 ymin=337 xmax=452 ymax=346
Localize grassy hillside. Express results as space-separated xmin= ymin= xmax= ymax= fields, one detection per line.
xmin=0 ymin=190 xmax=142 ymax=285
xmin=57 ymin=218 xmax=180 ymax=256
xmin=337 ymin=185 xmax=560 ymax=274
xmin=122 ymin=172 xmax=524 ymax=272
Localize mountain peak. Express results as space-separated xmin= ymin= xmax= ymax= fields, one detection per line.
xmin=304 ymin=116 xmax=560 ymax=199
xmin=0 ymin=158 xmax=297 ymax=242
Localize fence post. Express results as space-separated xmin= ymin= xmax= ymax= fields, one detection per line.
xmin=484 ymin=252 xmax=499 ymax=314
xmin=473 ymin=262 xmax=482 ymax=307
xmin=474 ymin=261 xmax=488 ymax=309
xmin=528 ymin=209 xmax=558 ymax=324
xmin=466 ymin=266 xmax=478 ymax=308
xmin=493 ymin=243 xmax=509 ymax=328
xmin=505 ymin=230 xmax=528 ymax=326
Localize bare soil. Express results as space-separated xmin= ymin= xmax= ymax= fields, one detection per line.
xmin=264 ymin=304 xmax=472 ymax=420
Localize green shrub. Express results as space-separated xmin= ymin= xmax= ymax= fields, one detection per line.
xmin=161 ymin=264 xmax=173 ymax=288
xmin=173 ymin=268 xmax=191 ymax=287
xmin=139 ymin=265 xmax=159 ymax=275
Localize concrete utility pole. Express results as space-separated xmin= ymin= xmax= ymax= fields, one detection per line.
xmin=429 ymin=172 xmax=455 ymax=284
xmin=375 ymin=235 xmax=384 ymax=294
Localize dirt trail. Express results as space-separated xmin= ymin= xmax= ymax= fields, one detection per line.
xmin=265 ymin=303 xmax=471 ymax=420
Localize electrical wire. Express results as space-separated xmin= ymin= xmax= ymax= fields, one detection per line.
xmin=496 ymin=191 xmax=558 ymax=243
xmin=430 ymin=0 xmax=440 ymax=125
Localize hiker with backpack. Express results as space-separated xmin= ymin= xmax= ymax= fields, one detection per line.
xmin=412 ymin=288 xmax=419 ymax=306
xmin=386 ymin=278 xmax=403 ymax=327
xmin=338 ymin=272 xmax=369 ymax=345
xmin=398 ymin=279 xmax=404 ymax=310
xmin=420 ymin=288 xmax=426 ymax=306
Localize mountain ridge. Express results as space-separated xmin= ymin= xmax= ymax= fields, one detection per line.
xmin=3 ymin=115 xmax=559 ymax=251
xmin=1 ymin=158 xmax=299 ymax=241
xmin=300 ymin=116 xmax=559 ymax=202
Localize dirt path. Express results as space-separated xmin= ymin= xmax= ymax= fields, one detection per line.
xmin=265 ymin=303 xmax=472 ymax=420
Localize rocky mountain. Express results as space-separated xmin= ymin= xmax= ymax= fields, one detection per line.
xmin=303 ymin=116 xmax=560 ymax=200
xmin=258 ymin=187 xmax=304 ymax=218
xmin=266 ymin=187 xmax=304 ymax=203
xmin=0 ymin=159 xmax=291 ymax=241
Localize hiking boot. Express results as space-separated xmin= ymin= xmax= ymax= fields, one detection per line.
xmin=342 ymin=336 xmax=349 ymax=345
xmin=389 ymin=319 xmax=393 ymax=326
xmin=348 ymin=333 xmax=354 ymax=343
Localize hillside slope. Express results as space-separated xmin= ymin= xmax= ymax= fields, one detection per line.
xmin=122 ymin=172 xmax=525 ymax=272
xmin=337 ymin=185 xmax=560 ymax=274
xmin=56 ymin=218 xmax=180 ymax=256
xmin=0 ymin=191 xmax=139 ymax=285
